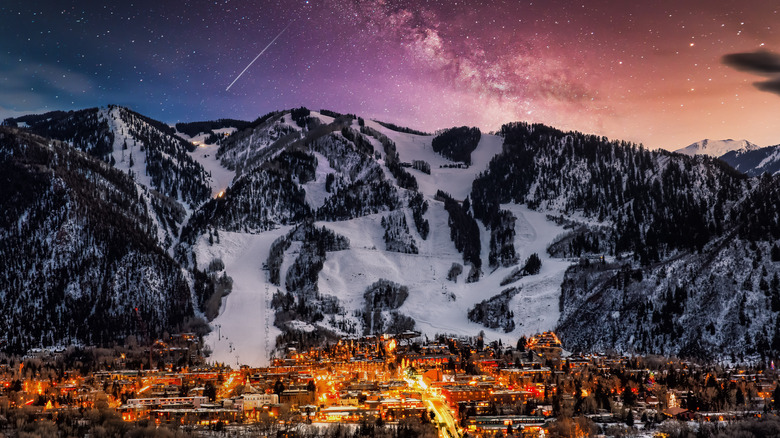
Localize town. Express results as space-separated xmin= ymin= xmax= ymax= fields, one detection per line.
xmin=0 ymin=331 xmax=779 ymax=438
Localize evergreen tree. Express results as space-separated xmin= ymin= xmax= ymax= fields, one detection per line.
xmin=517 ymin=336 xmax=527 ymax=352
xmin=522 ymin=253 xmax=542 ymax=275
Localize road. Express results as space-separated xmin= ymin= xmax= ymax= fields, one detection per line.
xmin=426 ymin=397 xmax=460 ymax=438
xmin=405 ymin=371 xmax=461 ymax=438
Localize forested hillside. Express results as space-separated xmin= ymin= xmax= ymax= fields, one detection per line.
xmin=0 ymin=127 xmax=200 ymax=352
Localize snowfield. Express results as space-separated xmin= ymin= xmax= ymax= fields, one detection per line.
xmin=363 ymin=118 xmax=504 ymax=201
xmin=302 ymin=151 xmax=338 ymax=210
xmin=318 ymin=204 xmax=570 ymax=348
xmin=674 ymin=138 xmax=759 ymax=157
xmin=188 ymin=140 xmax=237 ymax=198
xmin=196 ymin=228 xmax=290 ymax=367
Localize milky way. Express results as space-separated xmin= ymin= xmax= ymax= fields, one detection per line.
xmin=1 ymin=0 xmax=779 ymax=148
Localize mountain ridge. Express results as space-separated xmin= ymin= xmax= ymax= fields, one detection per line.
xmin=674 ymin=138 xmax=760 ymax=157
xmin=4 ymin=105 xmax=780 ymax=365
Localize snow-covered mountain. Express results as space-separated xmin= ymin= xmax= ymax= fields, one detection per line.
xmin=4 ymin=106 xmax=213 ymax=247
xmin=0 ymin=127 xmax=197 ymax=352
xmin=719 ymin=144 xmax=780 ymax=177
xmin=674 ymin=138 xmax=759 ymax=157
xmin=6 ymin=105 xmax=780 ymax=365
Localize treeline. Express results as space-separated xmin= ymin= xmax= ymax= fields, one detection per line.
xmin=2 ymin=110 xmax=70 ymax=127
xmin=471 ymin=121 xmax=747 ymax=265
xmin=192 ymin=257 xmax=233 ymax=321
xmin=216 ymin=114 xmax=297 ymax=172
xmin=373 ymin=119 xmax=430 ymax=136
xmin=412 ymin=160 xmax=431 ymax=174
xmin=500 ymin=253 xmax=542 ymax=286
xmin=174 ymin=118 xmax=250 ymax=138
xmin=7 ymin=108 xmax=114 ymax=159
xmin=358 ymin=126 xmax=430 ymax=239
xmin=363 ymin=279 xmax=409 ymax=310
xmin=408 ymin=192 xmax=430 ymax=240
xmin=267 ymin=222 xmax=350 ymax=289
xmin=121 ymin=105 xmax=180 ymax=140
xmin=733 ymin=174 xmax=780 ymax=242
xmin=382 ymin=211 xmax=419 ymax=254
xmin=308 ymin=131 xmax=402 ymax=221
xmin=488 ymin=210 xmax=518 ymax=268
xmin=340 ymin=127 xmax=374 ymax=157
xmin=361 ymin=279 xmax=414 ymax=334
xmin=360 ymin=125 xmax=419 ymax=191
xmin=276 ymin=148 xmax=318 ymax=183
xmin=290 ymin=107 xmax=312 ymax=127
xmin=316 ymin=180 xmax=399 ymax=221
xmin=432 ymin=126 xmax=481 ymax=164
xmin=437 ymin=190 xmax=481 ymax=280
xmin=269 ymin=223 xmax=349 ymax=328
xmin=546 ymin=225 xmax=608 ymax=258
xmin=14 ymin=106 xmax=213 ymax=208
xmin=319 ymin=109 xmax=357 ymax=119
xmin=179 ymin=162 xmax=312 ymax=245
xmin=248 ymin=110 xmax=284 ymax=130
xmin=467 ymin=287 xmax=519 ymax=332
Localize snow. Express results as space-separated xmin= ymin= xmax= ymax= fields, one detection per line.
xmin=674 ymin=139 xmax=759 ymax=158
xmin=173 ymin=128 xmax=238 ymax=197
xmin=309 ymin=111 xmax=335 ymax=125
xmin=301 ymin=151 xmax=338 ymax=210
xmin=100 ymin=107 xmax=169 ymax=243
xmin=196 ymin=228 xmax=290 ymax=367
xmin=363 ymin=119 xmax=504 ymax=201
xmin=755 ymin=148 xmax=780 ymax=171
xmin=189 ymin=141 xmax=237 ymax=197
xmin=315 ymin=204 xmax=571 ymax=345
xmin=102 ymin=107 xmax=155 ymax=192
xmin=501 ymin=204 xmax=572 ymax=332
xmin=194 ymin=117 xmax=575 ymax=363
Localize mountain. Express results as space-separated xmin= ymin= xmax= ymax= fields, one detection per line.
xmin=674 ymin=138 xmax=759 ymax=157
xmin=719 ymin=144 xmax=780 ymax=177
xmin=6 ymin=105 xmax=780 ymax=364
xmin=468 ymin=123 xmax=778 ymax=360
xmin=0 ymin=127 xmax=201 ymax=352
xmin=4 ymin=106 xmax=213 ymax=247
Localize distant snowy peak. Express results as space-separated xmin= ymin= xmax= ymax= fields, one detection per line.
xmin=674 ymin=139 xmax=760 ymax=157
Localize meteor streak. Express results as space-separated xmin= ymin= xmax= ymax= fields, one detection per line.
xmin=226 ymin=21 xmax=294 ymax=91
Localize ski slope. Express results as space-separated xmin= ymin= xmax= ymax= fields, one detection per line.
xmin=196 ymin=228 xmax=290 ymax=367
xmin=317 ymin=203 xmax=570 ymax=346
xmin=189 ymin=114 xmax=573 ymax=365
xmin=178 ymin=130 xmax=237 ymax=197
xmin=102 ymin=107 xmax=156 ymax=193
xmin=362 ymin=119 xmax=504 ymax=201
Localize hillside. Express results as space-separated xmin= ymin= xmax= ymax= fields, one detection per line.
xmin=7 ymin=105 xmax=780 ymax=365
xmin=719 ymin=144 xmax=780 ymax=177
xmin=0 ymin=127 xmax=201 ymax=352
xmin=4 ymin=106 xmax=213 ymax=246
xmin=178 ymin=112 xmax=577 ymax=365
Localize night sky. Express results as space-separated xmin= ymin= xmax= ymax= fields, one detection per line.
xmin=2 ymin=0 xmax=779 ymax=149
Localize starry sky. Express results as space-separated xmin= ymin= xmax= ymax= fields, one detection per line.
xmin=2 ymin=0 xmax=779 ymax=150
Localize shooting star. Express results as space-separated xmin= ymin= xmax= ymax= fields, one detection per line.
xmin=226 ymin=20 xmax=294 ymax=91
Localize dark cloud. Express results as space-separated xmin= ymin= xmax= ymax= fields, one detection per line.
xmin=755 ymin=78 xmax=780 ymax=95
xmin=723 ymin=50 xmax=780 ymax=96
xmin=722 ymin=50 xmax=780 ymax=75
